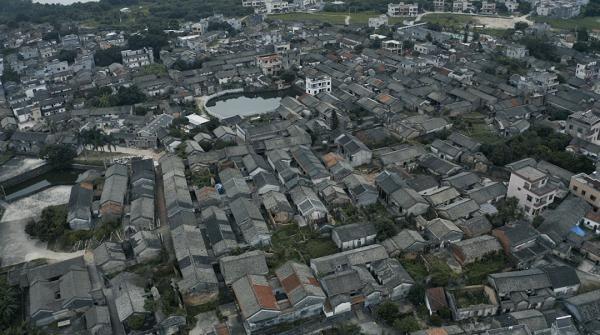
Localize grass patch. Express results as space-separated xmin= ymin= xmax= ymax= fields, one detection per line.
xmin=269 ymin=11 xmax=407 ymax=25
xmin=463 ymin=253 xmax=506 ymax=285
xmin=75 ymin=150 xmax=127 ymax=166
xmin=533 ymin=15 xmax=600 ymax=30
xmin=452 ymin=112 xmax=503 ymax=145
xmin=268 ymin=224 xmax=338 ymax=269
xmin=453 ymin=288 xmax=490 ymax=307
xmin=421 ymin=13 xmax=479 ymax=29
xmin=400 ymin=256 xmax=429 ymax=282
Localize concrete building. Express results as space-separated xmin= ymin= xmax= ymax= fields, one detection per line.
xmin=507 ymin=166 xmax=558 ymax=217
xmin=566 ymin=110 xmax=600 ymax=146
xmin=121 ymin=48 xmax=154 ymax=69
xmin=305 ymin=75 xmax=332 ymax=95
xmin=388 ymin=2 xmax=419 ymax=17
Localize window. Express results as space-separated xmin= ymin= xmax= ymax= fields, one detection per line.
xmin=573 ymin=186 xmax=578 ymax=191
xmin=582 ymin=190 xmax=587 ymax=196
xmin=526 ymin=195 xmax=533 ymax=202
xmin=591 ymin=195 xmax=597 ymax=201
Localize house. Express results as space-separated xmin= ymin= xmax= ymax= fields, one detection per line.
xmin=437 ymin=198 xmax=479 ymax=221
xmin=128 ymin=196 xmax=155 ymax=233
xmin=506 ymin=166 xmax=558 ymax=217
xmin=220 ymin=250 xmax=269 ymax=286
xmin=446 ymin=285 xmax=499 ymax=320
xmin=94 ymin=242 xmax=127 ymax=275
xmin=305 ymin=75 xmax=332 ymax=95
xmin=291 ymin=145 xmax=330 ymax=184
xmin=289 ymin=185 xmax=329 ymax=229
xmin=221 ymin=168 xmax=251 ymax=200
xmin=451 ymin=235 xmax=503 ymax=265
xmin=426 ymin=287 xmax=448 ymax=315
xmin=539 ymin=196 xmax=591 ymax=245
xmin=564 ymin=289 xmax=600 ymax=328
xmin=257 ymin=53 xmax=283 ymax=76
xmin=99 ymin=164 xmax=129 ymax=219
xmin=130 ymin=230 xmax=162 ymax=263
xmin=419 ymin=154 xmax=463 ymax=177
xmin=342 ymin=173 xmax=378 ymax=207
xmin=232 ymin=261 xmax=327 ymax=334
xmin=121 ymin=48 xmax=154 ymax=69
xmin=376 ymin=170 xmax=429 ymax=216
xmin=542 ymin=265 xmax=580 ymax=297
xmin=566 ymin=110 xmax=600 ymax=146
xmin=111 ymin=273 xmax=151 ymax=331
xmin=467 ymin=182 xmax=507 ymax=205
xmin=430 ymin=139 xmax=463 ymax=162
xmin=332 ymin=223 xmax=377 ymax=250
xmin=310 ymin=244 xmax=389 ymax=276
xmin=455 ymin=215 xmax=492 ymax=237
xmin=487 ymin=269 xmax=555 ymax=313
xmin=423 ymin=186 xmax=461 ymax=207
xmin=261 ymin=190 xmax=294 ymax=225
xmin=388 ymin=2 xmax=419 ymax=16
xmin=492 ymin=222 xmax=552 ymax=269
xmin=254 ymin=171 xmax=280 ymax=195
xmin=230 ymin=197 xmax=271 ymax=246
xmin=382 ymin=229 xmax=428 ymax=255
xmin=67 ymin=184 xmax=93 ymax=230
xmin=202 ymin=206 xmax=238 ymax=257
xmin=569 ymin=172 xmax=600 ymax=212
xmin=25 ymin=258 xmax=94 ymax=327
xmin=422 ymin=218 xmax=464 ymax=247
xmin=447 ymin=132 xmax=481 ymax=153
xmin=335 ymin=133 xmax=372 ymax=167
xmin=84 ymin=306 xmax=112 ymax=335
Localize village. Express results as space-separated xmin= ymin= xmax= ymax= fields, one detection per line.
xmin=1 ymin=0 xmax=600 ymax=334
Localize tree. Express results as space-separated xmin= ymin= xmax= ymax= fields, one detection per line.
xmin=94 ymin=47 xmax=123 ymax=67
xmin=517 ymin=1 xmax=532 ymax=13
xmin=393 ymin=315 xmax=420 ymax=334
xmin=25 ymin=205 xmax=68 ymax=242
xmin=331 ymin=111 xmax=339 ymax=130
xmin=577 ymin=27 xmax=590 ymax=42
xmin=331 ymin=323 xmax=362 ymax=335
xmin=0 ymin=276 xmax=19 ymax=330
xmin=39 ymin=144 xmax=76 ymax=170
xmin=57 ymin=49 xmax=77 ymax=64
xmin=407 ymin=283 xmax=425 ymax=306
xmin=1 ymin=64 xmax=20 ymax=83
xmin=489 ymin=197 xmax=523 ymax=227
xmin=375 ymin=301 xmax=400 ymax=325
xmin=514 ymin=21 xmax=529 ymax=31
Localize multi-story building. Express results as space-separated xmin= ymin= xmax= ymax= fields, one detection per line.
xmin=536 ymin=0 xmax=586 ymax=19
xmin=368 ymin=14 xmax=389 ymax=29
xmin=434 ymin=0 xmax=445 ymax=11
xmin=121 ymin=48 xmax=154 ymax=69
xmin=566 ymin=110 xmax=600 ymax=146
xmin=505 ymin=44 xmax=529 ymax=59
xmin=480 ymin=1 xmax=496 ymax=14
xmin=576 ymin=60 xmax=600 ymax=80
xmin=305 ymin=75 xmax=332 ymax=95
xmin=507 ymin=166 xmax=558 ymax=217
xmin=453 ymin=0 xmax=473 ymax=12
xmin=570 ymin=172 xmax=600 ymax=212
xmin=388 ymin=2 xmax=419 ymax=17
xmin=382 ymin=40 xmax=402 ymax=54
xmin=257 ymin=53 xmax=283 ymax=76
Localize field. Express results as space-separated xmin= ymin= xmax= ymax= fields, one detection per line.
xmin=269 ymin=11 xmax=407 ymax=25
xmin=533 ymin=16 xmax=600 ymax=30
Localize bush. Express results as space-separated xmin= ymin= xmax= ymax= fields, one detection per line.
xmin=25 ymin=205 xmax=68 ymax=242
xmin=375 ymin=301 xmax=400 ymax=325
xmin=393 ymin=315 xmax=420 ymax=333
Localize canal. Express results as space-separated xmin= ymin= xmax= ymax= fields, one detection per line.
xmin=3 ymin=168 xmax=80 ymax=200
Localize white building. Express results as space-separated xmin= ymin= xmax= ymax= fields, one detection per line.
xmin=505 ymin=44 xmax=529 ymax=59
xmin=576 ymin=60 xmax=600 ymax=80
xmin=121 ymin=48 xmax=154 ymax=69
xmin=507 ymin=166 xmax=558 ymax=217
xmin=368 ymin=14 xmax=389 ymax=29
xmin=382 ymin=40 xmax=403 ymax=54
xmin=191 ymin=20 xmax=209 ymax=35
xmin=305 ymin=75 xmax=332 ymax=95
xmin=453 ymin=0 xmax=473 ymax=12
xmin=480 ymin=0 xmax=496 ymax=14
xmin=388 ymin=2 xmax=419 ymax=17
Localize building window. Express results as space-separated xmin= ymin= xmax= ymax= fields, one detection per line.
xmin=526 ymin=195 xmax=533 ymax=202
xmin=592 ymin=195 xmax=597 ymax=201
xmin=573 ymin=186 xmax=578 ymax=191
xmin=582 ymin=190 xmax=587 ymax=196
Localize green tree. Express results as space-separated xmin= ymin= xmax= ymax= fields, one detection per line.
xmin=489 ymin=197 xmax=523 ymax=227
xmin=375 ymin=301 xmax=400 ymax=325
xmin=407 ymin=283 xmax=425 ymax=306
xmin=57 ymin=49 xmax=77 ymax=64
xmin=1 ymin=64 xmax=20 ymax=83
xmin=94 ymin=47 xmax=123 ymax=67
xmin=0 ymin=276 xmax=19 ymax=330
xmin=331 ymin=323 xmax=362 ymax=335
xmin=331 ymin=111 xmax=339 ymax=130
xmin=518 ymin=1 xmax=532 ymax=13
xmin=39 ymin=144 xmax=76 ymax=170
xmin=393 ymin=315 xmax=420 ymax=333
xmin=577 ymin=27 xmax=590 ymax=42
xmin=514 ymin=21 xmax=529 ymax=31
xmin=25 ymin=205 xmax=68 ymax=242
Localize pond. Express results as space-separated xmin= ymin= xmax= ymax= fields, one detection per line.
xmin=3 ymin=168 xmax=80 ymax=200
xmin=205 ymin=90 xmax=295 ymax=119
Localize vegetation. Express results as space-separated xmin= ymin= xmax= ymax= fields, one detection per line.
xmin=487 ymin=197 xmax=523 ymax=228
xmin=375 ymin=301 xmax=401 ymax=324
xmin=1 ymin=64 xmax=20 ymax=83
xmin=393 ymin=315 xmax=421 ymax=333
xmin=94 ymin=47 xmax=124 ymax=67
xmin=0 ymin=276 xmax=20 ymax=332
xmin=338 ymin=203 xmax=399 ymax=240
xmin=328 ymin=323 xmax=363 ymax=335
xmin=25 ymin=205 xmax=69 ymax=243
xmin=532 ymin=15 xmax=600 ymax=30
xmin=270 ymin=11 xmax=406 ymax=25
xmin=522 ymin=37 xmax=560 ymax=62
xmin=89 ymin=85 xmax=146 ymax=107
xmin=463 ymin=253 xmax=506 ymax=285
xmin=57 ymin=49 xmax=78 ymax=64
xmin=39 ymin=144 xmax=77 ymax=170
xmin=125 ymin=314 xmax=147 ymax=331
xmin=77 ymin=127 xmax=118 ymax=152
xmin=400 ymin=257 xmax=429 ymax=282
xmin=481 ymin=126 xmax=596 ymax=173
xmin=268 ymin=224 xmax=338 ymax=269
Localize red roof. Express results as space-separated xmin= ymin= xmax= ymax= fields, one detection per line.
xmin=253 ymin=284 xmax=278 ymax=310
